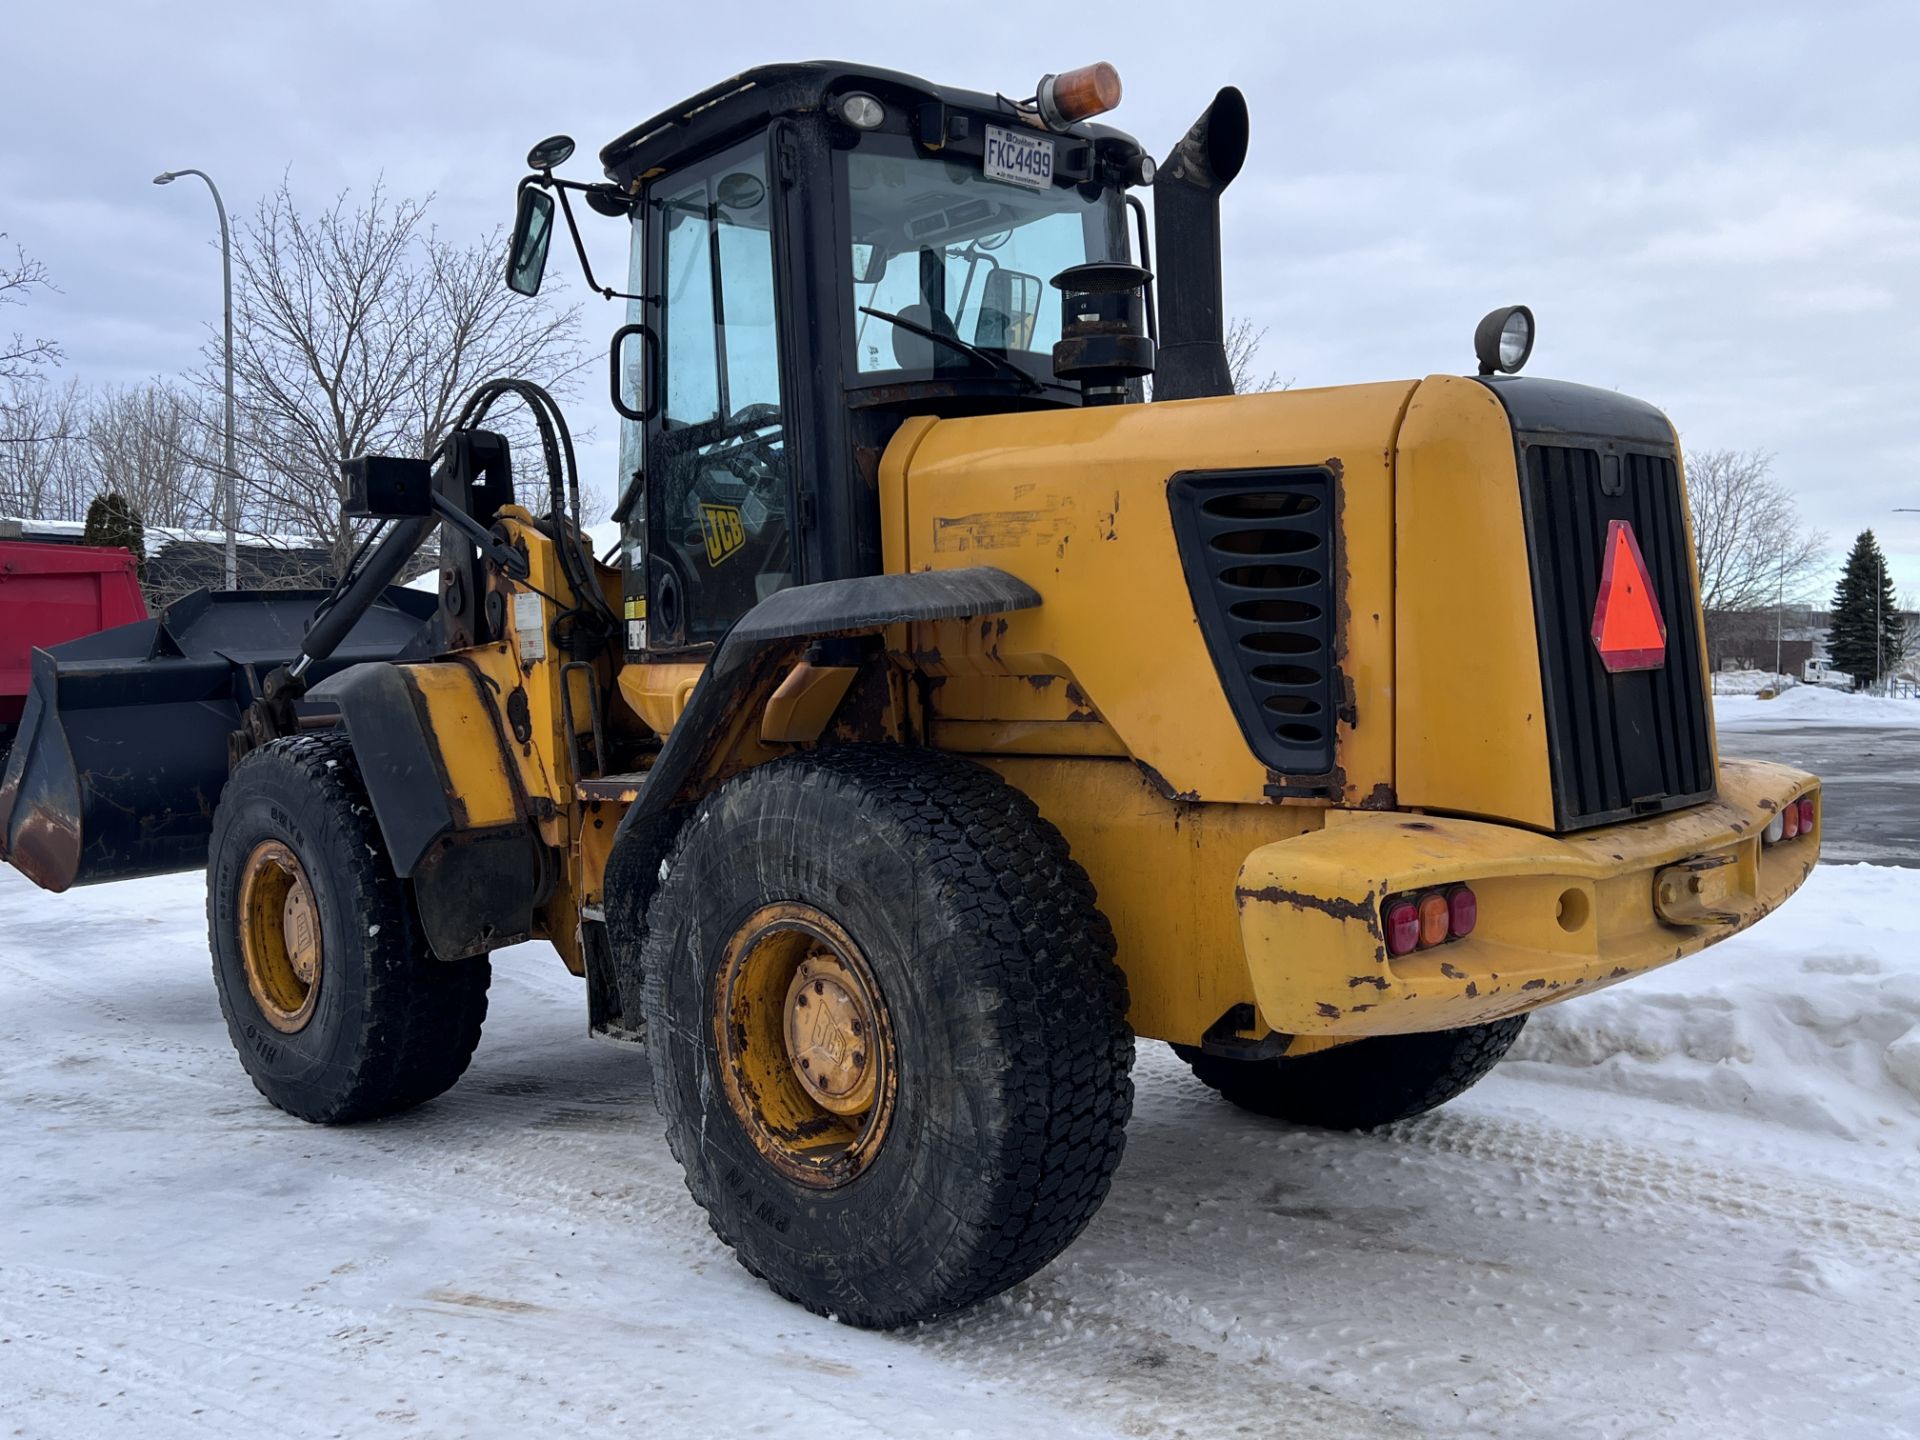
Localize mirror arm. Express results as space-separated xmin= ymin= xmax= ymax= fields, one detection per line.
xmin=526 ymin=173 xmax=650 ymax=304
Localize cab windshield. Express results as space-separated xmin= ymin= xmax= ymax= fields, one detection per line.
xmin=840 ymin=141 xmax=1125 ymax=384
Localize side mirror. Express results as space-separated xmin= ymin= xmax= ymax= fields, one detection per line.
xmin=975 ymin=267 xmax=1043 ymax=350
xmin=505 ymin=186 xmax=556 ymax=296
xmin=851 ymin=241 xmax=889 ymax=286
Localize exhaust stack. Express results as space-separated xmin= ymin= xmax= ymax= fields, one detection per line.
xmin=1151 ymin=87 xmax=1250 ymax=401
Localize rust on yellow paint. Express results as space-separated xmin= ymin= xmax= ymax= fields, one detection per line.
xmin=928 ymin=671 xmax=1126 ymax=755
xmin=371 ymin=375 xmax=1809 ymax=1067
xmin=1235 ymin=757 xmax=1818 ymax=1038
xmin=885 ymin=384 xmax=1417 ymax=806
xmin=574 ymin=793 xmax=626 ymax=914
xmin=401 ymin=661 xmax=521 ymax=828
xmin=978 ymin=754 xmax=1322 ymax=1044
xmin=932 ymin=503 xmax=1076 ymax=554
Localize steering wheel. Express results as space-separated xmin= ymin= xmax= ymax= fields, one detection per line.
xmin=727 ymin=402 xmax=782 ymax=431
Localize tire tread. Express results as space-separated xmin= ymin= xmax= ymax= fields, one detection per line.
xmin=644 ymin=744 xmax=1134 ymax=1326
xmin=209 ymin=731 xmax=489 ymax=1124
xmin=1178 ymin=1015 xmax=1527 ymax=1131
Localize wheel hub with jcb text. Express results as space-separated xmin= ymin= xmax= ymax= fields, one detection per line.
xmin=238 ymin=840 xmax=323 ymax=1033
xmin=714 ymin=903 xmax=895 ymax=1187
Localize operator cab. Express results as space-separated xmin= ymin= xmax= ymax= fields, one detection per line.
xmin=505 ymin=62 xmax=1154 ymax=654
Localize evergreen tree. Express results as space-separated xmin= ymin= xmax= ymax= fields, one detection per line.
xmin=1827 ymin=529 xmax=1903 ymax=688
xmin=81 ymin=491 xmax=146 ymax=581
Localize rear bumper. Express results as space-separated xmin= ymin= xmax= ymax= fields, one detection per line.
xmin=1236 ymin=757 xmax=1818 ymax=1037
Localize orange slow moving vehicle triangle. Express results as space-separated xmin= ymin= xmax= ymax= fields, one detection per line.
xmin=1590 ymin=519 xmax=1667 ymax=672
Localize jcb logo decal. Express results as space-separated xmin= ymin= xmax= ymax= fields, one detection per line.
xmin=700 ymin=503 xmax=746 ymax=565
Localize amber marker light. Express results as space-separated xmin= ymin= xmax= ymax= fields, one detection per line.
xmin=1036 ymin=63 xmax=1123 ymax=127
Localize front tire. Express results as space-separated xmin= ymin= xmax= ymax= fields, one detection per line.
xmin=640 ymin=746 xmax=1134 ymax=1329
xmin=207 ymin=732 xmax=491 ymax=1124
xmin=1175 ymin=1016 xmax=1527 ymax=1131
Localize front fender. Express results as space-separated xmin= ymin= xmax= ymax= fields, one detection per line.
xmin=311 ymin=660 xmax=540 ymax=960
xmin=599 ymin=566 xmax=1041 ymax=1021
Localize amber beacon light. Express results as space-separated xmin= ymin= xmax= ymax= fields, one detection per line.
xmin=1036 ymin=63 xmax=1123 ymax=126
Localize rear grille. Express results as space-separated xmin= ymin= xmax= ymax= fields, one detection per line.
xmin=1521 ymin=444 xmax=1713 ymax=828
xmin=1168 ymin=468 xmax=1338 ymax=777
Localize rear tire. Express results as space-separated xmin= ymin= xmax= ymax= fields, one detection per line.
xmin=1175 ymin=1015 xmax=1527 ymax=1131
xmin=640 ymin=745 xmax=1134 ymax=1328
xmin=207 ymin=732 xmax=490 ymax=1124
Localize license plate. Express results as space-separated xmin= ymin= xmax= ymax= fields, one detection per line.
xmin=983 ymin=125 xmax=1053 ymax=190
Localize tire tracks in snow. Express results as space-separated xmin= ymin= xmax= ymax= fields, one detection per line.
xmin=1381 ymin=1109 xmax=1920 ymax=1262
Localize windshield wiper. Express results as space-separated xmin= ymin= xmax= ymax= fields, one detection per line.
xmin=857 ymin=306 xmax=1045 ymax=393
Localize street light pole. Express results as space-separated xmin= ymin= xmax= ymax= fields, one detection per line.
xmin=154 ymin=167 xmax=238 ymax=591
xmin=1774 ymin=550 xmax=1786 ymax=682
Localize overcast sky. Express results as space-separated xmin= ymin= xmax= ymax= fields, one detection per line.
xmin=5 ymin=1 xmax=1916 ymax=599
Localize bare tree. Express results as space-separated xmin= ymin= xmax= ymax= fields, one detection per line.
xmin=1891 ymin=591 xmax=1919 ymax=678
xmin=1226 ymin=317 xmax=1288 ymax=395
xmin=1 ymin=235 xmax=61 ymax=386
xmin=1 ymin=236 xmax=76 ymax=463
xmin=213 ymin=178 xmax=589 ymax=566
xmin=86 ymin=381 xmax=219 ymax=529
xmin=1685 ymin=449 xmax=1826 ymax=613
xmin=0 ymin=378 xmax=89 ymax=517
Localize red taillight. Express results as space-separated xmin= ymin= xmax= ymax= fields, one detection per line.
xmin=1797 ymin=795 xmax=1816 ymax=833
xmin=1782 ymin=802 xmax=1800 ymax=840
xmin=1448 ymin=885 xmax=1477 ymax=938
xmin=1386 ymin=886 xmax=1478 ymax=954
xmin=1386 ymin=900 xmax=1420 ymax=956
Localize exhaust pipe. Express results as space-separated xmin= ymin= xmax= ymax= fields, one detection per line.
xmin=1151 ymin=87 xmax=1250 ymax=402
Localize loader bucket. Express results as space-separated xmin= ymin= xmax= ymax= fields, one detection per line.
xmin=0 ymin=587 xmax=437 ymax=893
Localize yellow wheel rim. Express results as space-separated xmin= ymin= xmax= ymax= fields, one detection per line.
xmin=238 ymin=840 xmax=323 ymax=1033
xmin=714 ymin=903 xmax=896 ymax=1188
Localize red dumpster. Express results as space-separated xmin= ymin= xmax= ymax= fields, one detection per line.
xmin=0 ymin=541 xmax=149 ymax=747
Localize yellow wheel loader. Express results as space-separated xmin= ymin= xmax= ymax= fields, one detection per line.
xmin=0 ymin=62 xmax=1821 ymax=1328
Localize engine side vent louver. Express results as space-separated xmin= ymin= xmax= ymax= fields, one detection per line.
xmin=1168 ymin=468 xmax=1338 ymax=776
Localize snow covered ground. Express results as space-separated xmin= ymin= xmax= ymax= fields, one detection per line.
xmin=4 ymin=860 xmax=1918 ymax=1438
xmin=1715 ymin=682 xmax=1920 ymax=731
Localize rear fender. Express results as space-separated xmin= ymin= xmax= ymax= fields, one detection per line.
xmin=311 ymin=661 xmax=540 ymax=960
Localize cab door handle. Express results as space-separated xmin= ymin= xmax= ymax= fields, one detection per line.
xmin=610 ymin=322 xmax=659 ymax=423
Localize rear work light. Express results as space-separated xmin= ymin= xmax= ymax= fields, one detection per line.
xmin=1383 ymin=883 xmax=1477 ymax=956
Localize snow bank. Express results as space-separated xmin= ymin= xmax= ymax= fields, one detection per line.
xmin=1709 ymin=668 xmax=1798 ymax=696
xmin=1510 ymin=864 xmax=1920 ymax=1143
xmin=1715 ymin=683 xmax=1920 ymax=730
